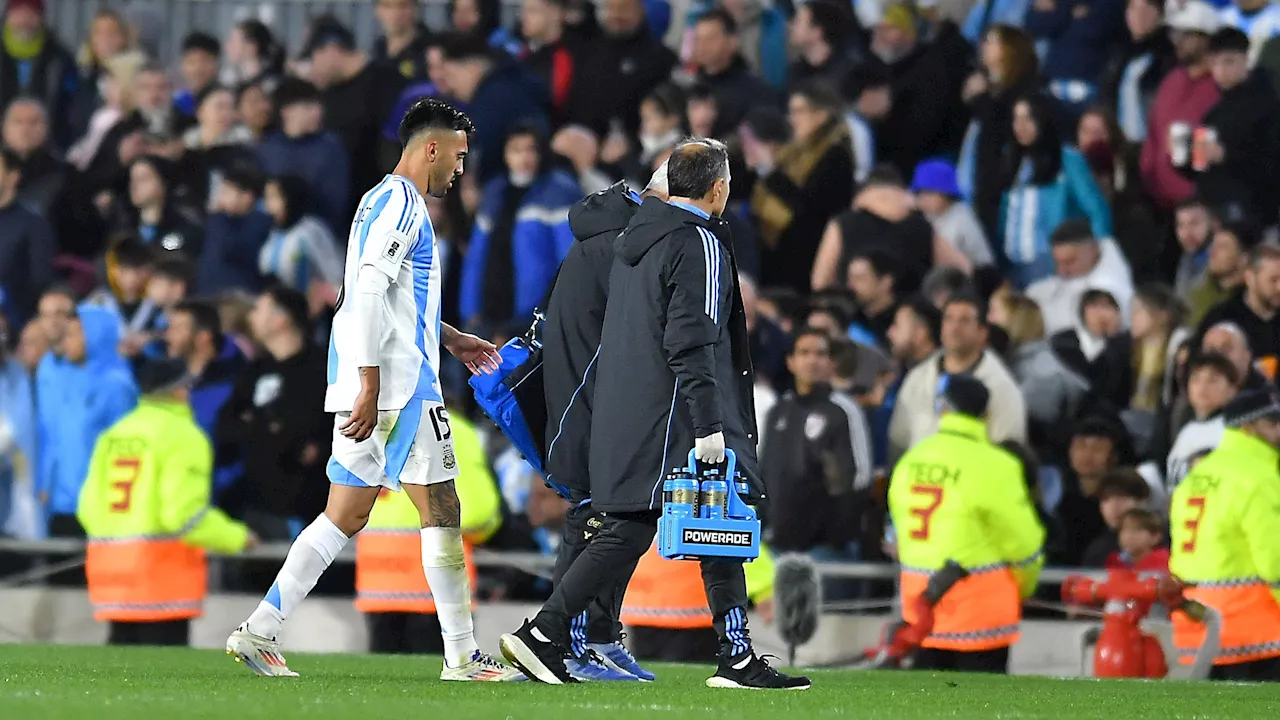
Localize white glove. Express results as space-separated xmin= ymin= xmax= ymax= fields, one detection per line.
xmin=695 ymin=432 xmax=726 ymax=464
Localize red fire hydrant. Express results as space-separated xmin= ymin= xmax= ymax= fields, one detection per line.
xmin=1061 ymin=571 xmax=1184 ymax=678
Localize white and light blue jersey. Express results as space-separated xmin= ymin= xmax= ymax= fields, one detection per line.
xmin=324 ymin=174 xmax=443 ymax=413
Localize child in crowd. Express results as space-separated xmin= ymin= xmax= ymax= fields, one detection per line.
xmin=910 ymin=159 xmax=993 ymax=269
xmin=1106 ymin=508 xmax=1170 ymax=575
xmin=86 ymin=239 xmax=164 ymax=344
xmin=122 ymin=256 xmax=194 ymax=360
xmin=1081 ymin=467 xmax=1152 ymax=567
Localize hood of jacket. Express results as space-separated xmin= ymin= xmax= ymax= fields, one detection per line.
xmin=78 ymin=306 xmax=127 ymax=371
xmin=569 ymin=181 xmax=640 ymax=243
xmin=615 ymin=197 xmax=721 ymax=267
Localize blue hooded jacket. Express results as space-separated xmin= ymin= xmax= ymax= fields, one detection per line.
xmin=36 ymin=307 xmax=138 ymax=517
xmin=459 ymin=170 xmax=581 ymax=325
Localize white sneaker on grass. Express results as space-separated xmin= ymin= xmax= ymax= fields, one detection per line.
xmin=225 ymin=624 xmax=299 ymax=677
xmin=441 ymin=650 xmax=527 ymax=682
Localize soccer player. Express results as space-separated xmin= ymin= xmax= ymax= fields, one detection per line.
xmin=225 ymin=99 xmax=522 ymax=682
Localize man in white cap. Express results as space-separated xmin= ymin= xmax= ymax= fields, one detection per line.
xmin=1140 ymin=0 xmax=1221 ymax=213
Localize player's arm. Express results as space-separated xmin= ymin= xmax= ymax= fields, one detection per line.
xmin=439 ymin=321 xmax=502 ymax=375
xmin=343 ymin=188 xmax=417 ymax=440
xmin=981 ymin=457 xmax=1046 ymax=598
xmin=663 ymin=229 xmax=725 ymax=439
xmin=1240 ymin=476 xmax=1280 ymax=605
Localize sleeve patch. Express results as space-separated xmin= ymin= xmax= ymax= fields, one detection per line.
xmin=382 ymin=230 xmax=411 ymax=265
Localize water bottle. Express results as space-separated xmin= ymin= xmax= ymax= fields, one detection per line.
xmin=666 ymin=469 xmax=699 ymax=519
xmin=700 ymin=476 xmax=728 ymax=520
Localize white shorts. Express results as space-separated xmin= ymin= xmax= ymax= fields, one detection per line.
xmin=326 ymin=399 xmax=460 ymax=490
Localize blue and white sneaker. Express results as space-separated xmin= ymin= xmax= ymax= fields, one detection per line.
xmin=587 ymin=641 xmax=656 ymax=682
xmin=566 ymin=652 xmax=640 ymax=681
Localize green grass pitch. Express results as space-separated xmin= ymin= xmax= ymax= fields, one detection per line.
xmin=2 ymin=644 xmax=1279 ymax=719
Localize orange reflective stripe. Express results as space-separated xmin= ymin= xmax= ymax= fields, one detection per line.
xmin=900 ymin=567 xmax=1021 ymax=651
xmin=354 ymin=529 xmax=476 ymax=614
xmin=85 ymin=537 xmax=206 ymax=622
xmin=621 ymin=546 xmax=712 ymax=629
xmin=1173 ymin=582 xmax=1280 ymax=665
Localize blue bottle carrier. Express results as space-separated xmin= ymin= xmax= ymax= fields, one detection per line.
xmin=658 ymin=449 xmax=761 ymax=561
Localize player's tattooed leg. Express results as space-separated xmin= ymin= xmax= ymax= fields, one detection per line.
xmin=426 ymin=481 xmax=461 ymax=527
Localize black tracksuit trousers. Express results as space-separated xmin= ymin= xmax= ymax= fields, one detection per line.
xmin=553 ymin=502 xmax=631 ymax=655
xmin=535 ymin=509 xmax=753 ymax=662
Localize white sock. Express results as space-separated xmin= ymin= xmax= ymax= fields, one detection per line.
xmin=245 ymin=514 xmax=349 ymax=639
xmin=421 ymin=526 xmax=478 ymax=667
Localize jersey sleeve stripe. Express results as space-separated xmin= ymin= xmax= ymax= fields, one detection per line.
xmin=395 ymin=183 xmax=413 ymax=233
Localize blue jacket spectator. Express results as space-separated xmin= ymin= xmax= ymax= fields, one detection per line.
xmin=459 ymin=146 xmax=579 ymax=327
xmin=441 ymin=37 xmax=549 ymax=184
xmin=1026 ymin=0 xmax=1128 ymax=124
xmin=166 ymin=301 xmax=246 ymax=494
xmin=197 ymin=166 xmax=272 ymax=294
xmin=0 ymin=331 xmax=38 ymax=539
xmin=36 ymin=306 xmax=137 ymax=521
xmin=255 ymin=77 xmax=351 ymax=236
xmin=999 ymin=94 xmax=1113 ymax=287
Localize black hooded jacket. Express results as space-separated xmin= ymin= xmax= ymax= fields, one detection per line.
xmin=588 ymin=198 xmax=758 ymax=512
xmin=542 ymin=182 xmax=640 ymax=499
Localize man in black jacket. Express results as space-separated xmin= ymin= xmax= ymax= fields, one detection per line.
xmin=1194 ymin=28 xmax=1280 ymax=225
xmin=502 ymin=139 xmax=809 ymax=690
xmin=216 ymin=286 xmax=329 ymax=538
xmin=565 ymin=0 xmax=676 ymax=138
xmin=760 ymin=328 xmax=873 ymax=560
xmin=691 ymin=9 xmax=780 ymax=137
xmin=540 ymin=167 xmax=666 ymax=681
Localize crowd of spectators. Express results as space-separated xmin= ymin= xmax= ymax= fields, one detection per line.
xmin=3 ymin=0 xmax=1280 ymax=598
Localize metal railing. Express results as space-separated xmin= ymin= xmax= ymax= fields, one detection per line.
xmin=0 ymin=536 xmax=1106 ymax=590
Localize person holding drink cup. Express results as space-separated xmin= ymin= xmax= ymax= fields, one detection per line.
xmin=1184 ymin=28 xmax=1280 ymax=225
xmin=1139 ymin=0 xmax=1219 ymax=214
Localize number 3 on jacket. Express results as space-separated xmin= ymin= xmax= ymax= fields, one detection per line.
xmin=109 ymin=458 xmax=141 ymax=512
xmin=909 ymin=485 xmax=944 ymax=540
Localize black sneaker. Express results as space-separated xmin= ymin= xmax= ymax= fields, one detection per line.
xmin=706 ymin=654 xmax=811 ymax=690
xmin=499 ymin=620 xmax=579 ymax=684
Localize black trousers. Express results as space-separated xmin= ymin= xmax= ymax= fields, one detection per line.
xmin=107 ymin=619 xmax=190 ymax=646
xmin=1210 ymin=656 xmax=1280 ymax=682
xmin=629 ymin=625 xmax=721 ymax=662
xmin=534 ymin=509 xmax=752 ymax=661
xmin=47 ymin=514 xmax=87 ymax=587
xmin=553 ymin=502 xmax=630 ymax=652
xmin=913 ymin=646 xmax=1010 ymax=674
xmin=365 ymin=612 xmax=445 ymax=654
